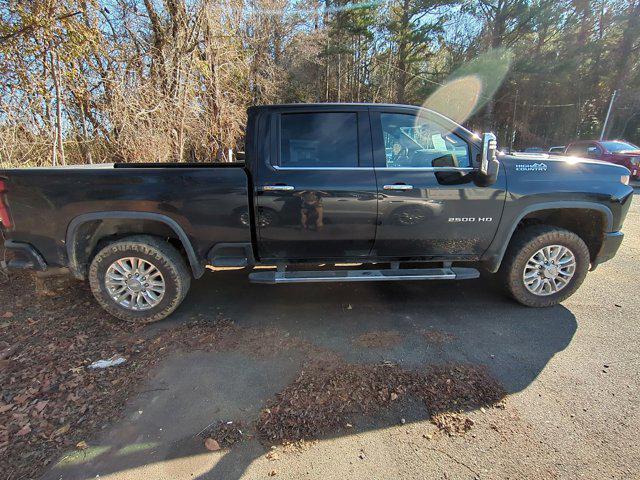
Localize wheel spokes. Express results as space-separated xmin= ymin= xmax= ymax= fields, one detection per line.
xmin=522 ymin=244 xmax=577 ymax=296
xmin=105 ymin=257 xmax=165 ymax=311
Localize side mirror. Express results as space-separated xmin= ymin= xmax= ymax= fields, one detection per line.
xmin=478 ymin=132 xmax=500 ymax=186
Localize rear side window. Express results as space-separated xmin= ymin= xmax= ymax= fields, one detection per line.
xmin=279 ymin=113 xmax=358 ymax=168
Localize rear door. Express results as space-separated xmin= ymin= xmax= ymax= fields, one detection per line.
xmin=370 ymin=106 xmax=506 ymax=259
xmin=255 ymin=107 xmax=377 ymax=261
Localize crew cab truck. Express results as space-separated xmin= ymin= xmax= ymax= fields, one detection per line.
xmin=0 ymin=104 xmax=633 ymax=323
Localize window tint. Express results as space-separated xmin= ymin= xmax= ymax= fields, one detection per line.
xmin=380 ymin=113 xmax=470 ymax=168
xmin=280 ymin=113 xmax=358 ymax=168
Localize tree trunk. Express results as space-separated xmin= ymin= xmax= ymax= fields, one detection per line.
xmin=51 ymin=50 xmax=66 ymax=166
xmin=394 ymin=0 xmax=411 ymax=104
xmin=608 ymin=0 xmax=640 ymax=136
xmin=79 ymin=100 xmax=93 ymax=164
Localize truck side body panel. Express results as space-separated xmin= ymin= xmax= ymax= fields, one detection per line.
xmin=482 ymin=155 xmax=633 ymax=271
xmin=0 ymin=166 xmax=251 ymax=271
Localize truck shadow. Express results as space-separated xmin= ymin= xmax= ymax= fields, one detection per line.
xmin=45 ymin=268 xmax=577 ymax=480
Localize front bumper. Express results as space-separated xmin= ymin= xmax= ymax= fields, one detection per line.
xmin=2 ymin=240 xmax=47 ymax=271
xmin=591 ymin=231 xmax=624 ymax=269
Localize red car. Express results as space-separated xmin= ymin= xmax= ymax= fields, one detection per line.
xmin=565 ymin=140 xmax=640 ymax=178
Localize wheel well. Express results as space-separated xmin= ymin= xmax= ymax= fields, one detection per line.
xmin=71 ymin=218 xmax=193 ymax=278
xmin=514 ymin=208 xmax=605 ymax=262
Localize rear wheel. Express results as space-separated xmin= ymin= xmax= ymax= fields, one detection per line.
xmin=89 ymin=235 xmax=191 ymax=323
xmin=501 ymin=225 xmax=590 ymax=307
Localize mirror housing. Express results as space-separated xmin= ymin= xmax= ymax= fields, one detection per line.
xmin=478 ymin=132 xmax=500 ymax=186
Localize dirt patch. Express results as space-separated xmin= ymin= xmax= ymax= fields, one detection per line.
xmin=280 ymin=439 xmax=317 ymax=454
xmin=353 ymin=330 xmax=403 ymax=349
xmin=431 ymin=412 xmax=474 ymax=435
xmin=421 ymin=329 xmax=456 ymax=345
xmin=256 ymin=360 xmax=505 ymax=443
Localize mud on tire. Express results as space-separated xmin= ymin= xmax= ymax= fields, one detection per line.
xmin=88 ymin=235 xmax=191 ymax=323
xmin=500 ymin=225 xmax=590 ymax=307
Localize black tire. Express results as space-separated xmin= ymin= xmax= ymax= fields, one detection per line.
xmin=88 ymin=235 xmax=191 ymax=323
xmin=500 ymin=225 xmax=590 ymax=307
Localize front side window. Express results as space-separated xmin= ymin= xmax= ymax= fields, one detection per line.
xmin=279 ymin=112 xmax=359 ymax=168
xmin=380 ymin=113 xmax=470 ymax=168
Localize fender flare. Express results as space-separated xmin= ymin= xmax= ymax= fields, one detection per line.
xmin=66 ymin=211 xmax=205 ymax=279
xmin=485 ymin=201 xmax=613 ymax=273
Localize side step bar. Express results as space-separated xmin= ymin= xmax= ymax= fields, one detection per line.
xmin=249 ymin=267 xmax=480 ymax=284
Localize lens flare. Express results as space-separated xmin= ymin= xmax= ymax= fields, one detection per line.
xmin=421 ymin=75 xmax=482 ymax=126
xmin=420 ymin=48 xmax=513 ymax=127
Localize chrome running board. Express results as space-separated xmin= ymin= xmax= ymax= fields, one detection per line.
xmin=249 ymin=267 xmax=479 ymax=284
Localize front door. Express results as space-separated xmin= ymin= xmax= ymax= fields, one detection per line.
xmin=370 ymin=107 xmax=506 ymax=259
xmin=255 ymin=107 xmax=378 ymax=261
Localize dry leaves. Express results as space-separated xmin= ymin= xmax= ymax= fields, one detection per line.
xmin=421 ymin=329 xmax=456 ymax=345
xmin=0 ymin=269 xmax=260 ymax=480
xmin=431 ymin=413 xmax=475 ymax=436
xmin=352 ymin=330 xmax=403 ymax=349
xmin=257 ymin=360 xmax=504 ymax=443
xmin=204 ymin=438 xmax=221 ymax=451
xmin=200 ymin=421 xmax=244 ymax=448
xmin=0 ymin=265 xmax=506 ymax=479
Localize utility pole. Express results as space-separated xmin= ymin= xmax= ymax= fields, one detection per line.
xmin=509 ymin=88 xmax=518 ymax=153
xmin=600 ymin=90 xmax=617 ymax=140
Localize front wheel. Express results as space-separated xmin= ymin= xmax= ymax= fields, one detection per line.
xmin=89 ymin=235 xmax=191 ymax=323
xmin=501 ymin=225 xmax=590 ymax=307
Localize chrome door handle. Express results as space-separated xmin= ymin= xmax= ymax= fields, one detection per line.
xmin=383 ymin=184 xmax=413 ymax=190
xmin=262 ymin=185 xmax=294 ymax=191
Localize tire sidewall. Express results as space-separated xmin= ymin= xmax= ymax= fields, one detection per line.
xmin=89 ymin=241 xmax=186 ymax=322
xmin=507 ymin=231 xmax=590 ymax=307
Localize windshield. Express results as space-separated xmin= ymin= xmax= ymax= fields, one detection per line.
xmin=601 ymin=141 xmax=640 ymax=152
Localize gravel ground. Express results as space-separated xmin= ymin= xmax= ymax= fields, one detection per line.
xmin=3 ymin=192 xmax=639 ymax=480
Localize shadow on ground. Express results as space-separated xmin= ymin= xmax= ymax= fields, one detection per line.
xmin=44 ymin=269 xmax=577 ymax=480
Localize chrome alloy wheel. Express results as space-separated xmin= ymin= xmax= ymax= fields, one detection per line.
xmin=105 ymin=257 xmax=165 ymax=310
xmin=523 ymin=245 xmax=576 ymax=296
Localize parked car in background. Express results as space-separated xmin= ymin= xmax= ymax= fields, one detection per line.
xmin=548 ymin=146 xmax=565 ymax=155
xmin=565 ymin=140 xmax=640 ymax=179
xmin=523 ymin=147 xmax=545 ymax=153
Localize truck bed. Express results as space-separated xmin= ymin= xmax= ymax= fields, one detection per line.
xmin=0 ymin=163 xmax=252 ymax=273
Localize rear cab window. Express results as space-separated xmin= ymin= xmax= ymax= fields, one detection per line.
xmin=279 ymin=113 xmax=359 ymax=168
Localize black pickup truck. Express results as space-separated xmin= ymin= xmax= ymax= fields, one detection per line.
xmin=0 ymin=104 xmax=633 ymax=322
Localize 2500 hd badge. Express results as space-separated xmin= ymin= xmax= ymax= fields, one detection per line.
xmin=448 ymin=217 xmax=493 ymax=222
